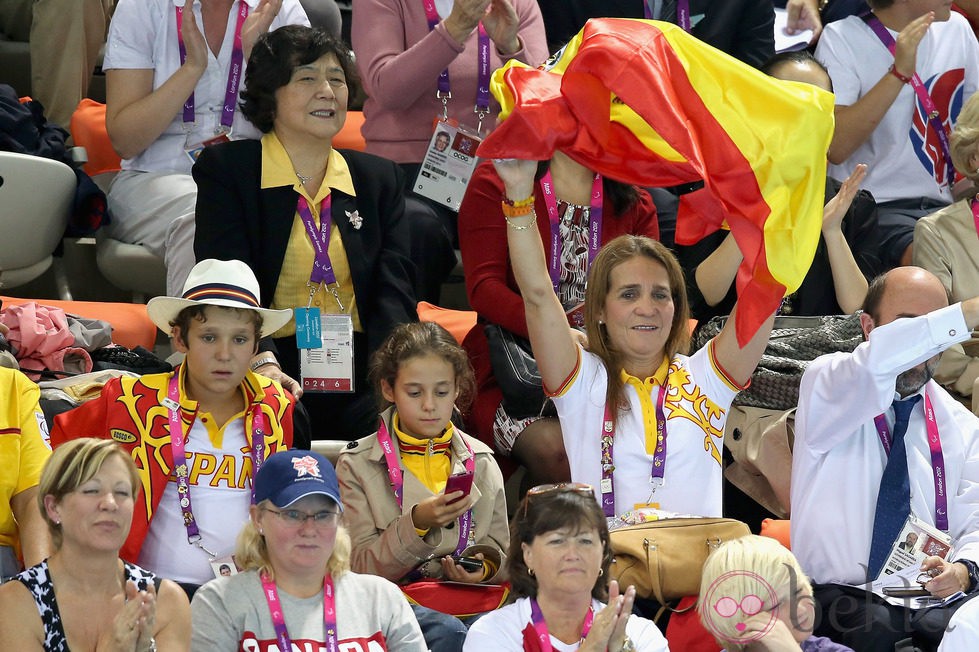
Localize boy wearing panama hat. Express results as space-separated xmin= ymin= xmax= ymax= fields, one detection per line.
xmin=51 ymin=259 xmax=308 ymax=596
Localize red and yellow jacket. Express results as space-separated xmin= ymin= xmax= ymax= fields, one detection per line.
xmin=50 ymin=366 xmax=294 ymax=563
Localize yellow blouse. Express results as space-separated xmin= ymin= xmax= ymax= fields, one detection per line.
xmin=261 ymin=132 xmax=362 ymax=337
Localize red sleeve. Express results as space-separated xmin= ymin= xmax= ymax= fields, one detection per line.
xmin=50 ymin=379 xmax=116 ymax=447
xmin=458 ymin=161 xmax=548 ymax=339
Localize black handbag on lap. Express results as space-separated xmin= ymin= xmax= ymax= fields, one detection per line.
xmin=484 ymin=324 xmax=551 ymax=419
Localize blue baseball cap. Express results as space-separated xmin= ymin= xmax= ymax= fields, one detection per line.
xmin=254 ymin=450 xmax=343 ymax=511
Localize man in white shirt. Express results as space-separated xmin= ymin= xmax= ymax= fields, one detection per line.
xmin=792 ymin=267 xmax=979 ymax=651
xmin=815 ymin=0 xmax=979 ymax=268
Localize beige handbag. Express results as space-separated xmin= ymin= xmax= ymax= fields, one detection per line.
xmin=608 ymin=517 xmax=750 ymax=605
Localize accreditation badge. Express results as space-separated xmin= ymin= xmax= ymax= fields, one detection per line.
xmin=413 ymin=120 xmax=482 ymax=212
xmin=299 ymin=313 xmax=354 ymax=393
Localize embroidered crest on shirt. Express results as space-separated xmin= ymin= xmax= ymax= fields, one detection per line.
xmin=663 ymin=363 xmax=726 ymax=466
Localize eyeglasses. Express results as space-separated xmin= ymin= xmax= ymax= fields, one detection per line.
xmin=521 ymin=483 xmax=594 ymax=518
xmin=262 ymin=507 xmax=339 ymax=528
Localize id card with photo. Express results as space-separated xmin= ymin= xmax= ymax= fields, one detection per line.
xmin=210 ymin=554 xmax=238 ymax=579
xmin=414 ymin=121 xmax=482 ymax=212
xmin=300 ymin=313 xmax=354 ymax=393
xmin=184 ymin=129 xmax=232 ymax=164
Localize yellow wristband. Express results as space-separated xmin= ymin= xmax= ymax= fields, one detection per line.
xmin=502 ymin=201 xmax=534 ymax=218
xmin=503 ymin=195 xmax=535 ymax=208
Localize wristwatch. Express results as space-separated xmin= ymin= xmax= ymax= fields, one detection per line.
xmin=250 ymin=355 xmax=280 ymax=372
xmin=958 ymin=559 xmax=979 ymax=593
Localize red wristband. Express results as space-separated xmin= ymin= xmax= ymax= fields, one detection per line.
xmin=889 ymin=64 xmax=913 ymax=85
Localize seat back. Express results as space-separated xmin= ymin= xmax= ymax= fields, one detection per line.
xmin=70 ymin=99 xmax=121 ymax=177
xmin=334 ymin=110 xmax=366 ymax=151
xmin=0 ymin=151 xmax=75 ymax=288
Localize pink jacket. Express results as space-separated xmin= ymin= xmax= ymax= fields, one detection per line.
xmin=0 ymin=303 xmax=93 ymax=380
xmin=353 ymin=0 xmax=549 ymax=163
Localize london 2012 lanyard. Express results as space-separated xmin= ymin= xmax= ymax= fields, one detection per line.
xmin=863 ymin=14 xmax=955 ymax=189
xmin=296 ymin=195 xmax=346 ymax=312
xmin=376 ymin=419 xmax=475 ymax=555
xmin=644 ymin=0 xmax=691 ymax=31
xmin=175 ymin=1 xmax=249 ymax=130
xmin=165 ymin=371 xmax=269 ymax=553
xmin=599 ymin=385 xmax=667 ymax=518
xmin=529 ymin=598 xmax=594 ymax=652
xmin=420 ymin=0 xmax=491 ymax=128
xmin=538 ymin=171 xmax=603 ymax=293
xmin=261 ymin=572 xmax=338 ymax=652
xmin=872 ymin=390 xmax=948 ymax=531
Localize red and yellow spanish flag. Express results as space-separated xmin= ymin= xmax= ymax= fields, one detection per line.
xmin=477 ymin=18 xmax=835 ymax=345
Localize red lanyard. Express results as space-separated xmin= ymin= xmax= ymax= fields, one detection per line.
xmin=175 ymin=1 xmax=249 ymax=129
xmin=261 ymin=572 xmax=338 ymax=652
xmin=872 ymin=390 xmax=948 ymax=531
xmin=166 ymin=370 xmax=269 ymax=553
xmin=538 ymin=171 xmax=603 ymax=293
xmin=528 ymin=599 xmax=594 ymax=652
xmin=376 ymin=419 xmax=475 ymax=555
xmin=600 ymin=381 xmax=667 ymax=518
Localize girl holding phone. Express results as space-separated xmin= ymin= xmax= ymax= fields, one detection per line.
xmin=335 ymin=322 xmax=510 ymax=645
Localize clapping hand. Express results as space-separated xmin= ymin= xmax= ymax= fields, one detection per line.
xmin=180 ymin=7 xmax=208 ymax=75
xmin=580 ymin=581 xmax=636 ymax=652
xmin=242 ymin=0 xmax=283 ymax=59
xmin=98 ymin=580 xmax=156 ymax=652
xmin=822 ymin=163 xmax=867 ymax=234
xmin=893 ymin=11 xmax=934 ymax=81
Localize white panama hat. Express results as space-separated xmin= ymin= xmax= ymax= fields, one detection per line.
xmin=146 ymin=259 xmax=293 ymax=338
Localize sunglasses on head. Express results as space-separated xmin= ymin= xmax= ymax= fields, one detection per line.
xmin=520 ymin=482 xmax=594 ymax=518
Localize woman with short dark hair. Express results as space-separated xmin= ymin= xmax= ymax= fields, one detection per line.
xmin=464 ymin=483 xmax=667 ymax=652
xmin=194 ymin=25 xmax=418 ymax=440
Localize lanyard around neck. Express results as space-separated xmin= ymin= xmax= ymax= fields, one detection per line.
xmin=261 ymin=572 xmax=338 ymax=652
xmin=538 ymin=171 xmax=604 ymax=293
xmin=644 ymin=0 xmax=691 ymax=30
xmin=297 ymin=194 xmax=348 ymax=312
xmin=175 ymin=1 xmax=249 ymax=128
xmin=872 ymin=390 xmax=948 ymax=531
xmin=528 ymin=599 xmax=594 ymax=652
xmin=600 ymin=381 xmax=667 ymax=518
xmin=166 ymin=370 xmax=269 ymax=552
xmin=376 ymin=418 xmax=476 ymax=555
xmin=420 ymin=0 xmax=491 ymax=123
xmin=863 ymin=14 xmax=954 ymax=189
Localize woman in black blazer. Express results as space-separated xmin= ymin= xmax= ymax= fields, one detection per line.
xmin=193 ymin=25 xmax=417 ymax=440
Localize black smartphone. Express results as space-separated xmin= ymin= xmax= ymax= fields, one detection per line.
xmin=882 ymin=587 xmax=930 ymax=598
xmin=443 ymin=470 xmax=475 ymax=503
xmin=451 ymin=556 xmax=484 ymax=573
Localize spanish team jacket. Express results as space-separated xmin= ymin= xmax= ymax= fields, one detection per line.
xmin=50 ymin=365 xmax=295 ymax=563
